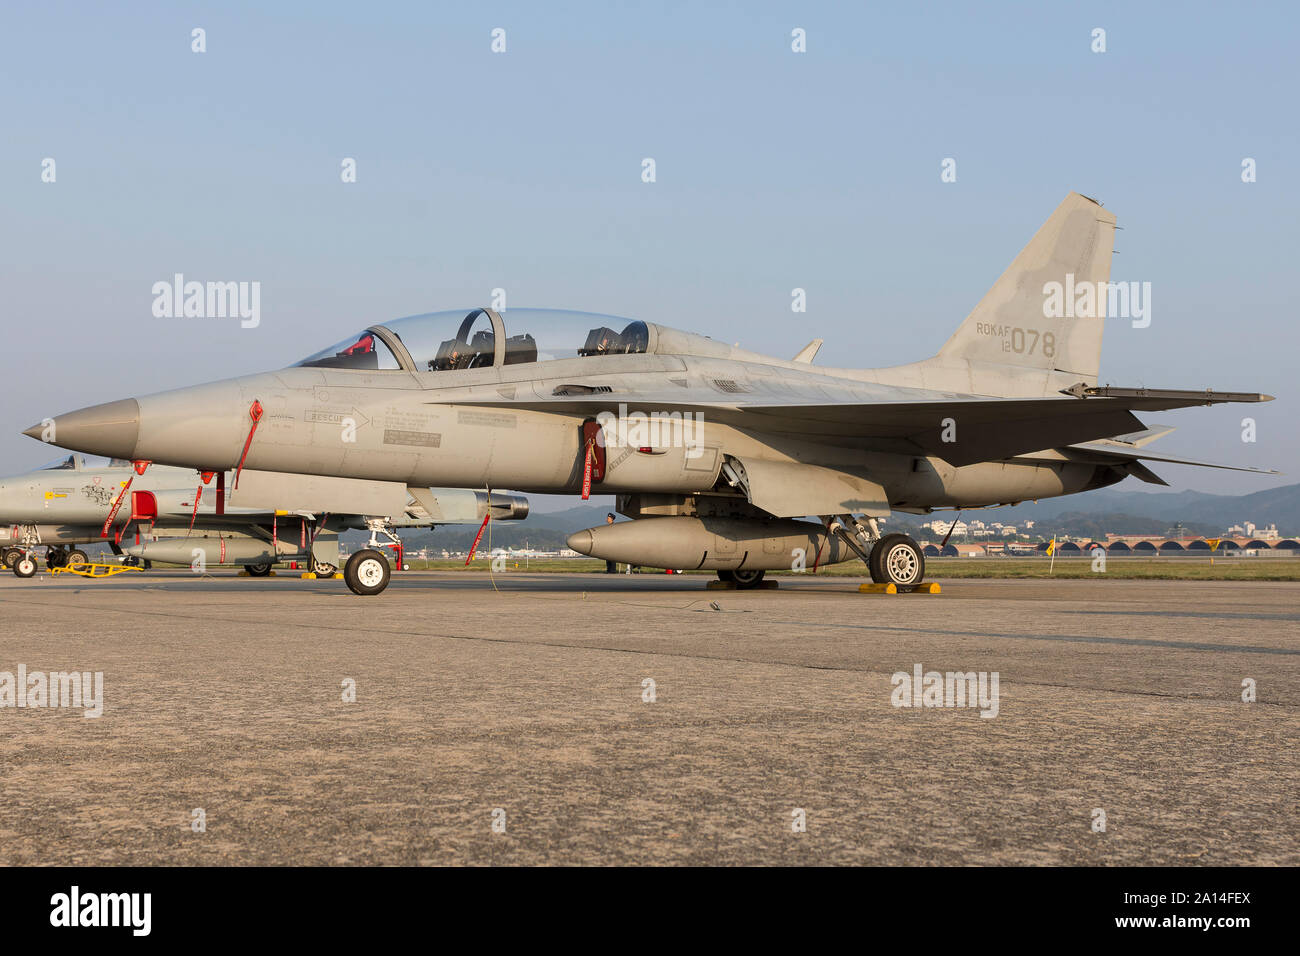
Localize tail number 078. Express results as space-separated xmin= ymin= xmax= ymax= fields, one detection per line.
xmin=1001 ymin=328 xmax=1056 ymax=358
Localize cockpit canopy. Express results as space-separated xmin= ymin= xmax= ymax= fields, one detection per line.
xmin=295 ymin=308 xmax=651 ymax=373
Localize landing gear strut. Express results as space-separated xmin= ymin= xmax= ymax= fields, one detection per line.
xmin=363 ymin=518 xmax=404 ymax=571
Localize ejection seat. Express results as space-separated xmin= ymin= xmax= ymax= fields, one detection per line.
xmin=580 ymin=326 xmax=622 ymax=356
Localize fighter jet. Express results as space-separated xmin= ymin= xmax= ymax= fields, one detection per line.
xmin=26 ymin=194 xmax=1275 ymax=594
xmin=0 ymin=453 xmax=527 ymax=590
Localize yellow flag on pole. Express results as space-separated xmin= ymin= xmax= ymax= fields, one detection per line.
xmin=1207 ymin=538 xmax=1221 ymax=552
xmin=1046 ymin=537 xmax=1056 ymax=556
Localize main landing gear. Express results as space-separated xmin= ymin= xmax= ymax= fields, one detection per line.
xmin=311 ymin=557 xmax=338 ymax=577
xmin=868 ymin=533 xmax=925 ymax=587
xmin=828 ymin=515 xmax=926 ymax=587
xmin=716 ymin=568 xmax=767 ymax=589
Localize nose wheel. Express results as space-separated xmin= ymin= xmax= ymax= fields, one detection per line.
xmin=344 ymin=548 xmax=392 ymax=596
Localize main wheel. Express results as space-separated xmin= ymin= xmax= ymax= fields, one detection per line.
xmin=246 ymin=562 xmax=273 ymax=577
xmin=729 ymin=568 xmax=766 ymax=589
xmin=311 ymin=558 xmax=338 ymax=577
xmin=46 ymin=549 xmax=67 ymax=570
xmin=66 ymin=549 xmax=89 ymax=569
xmin=344 ymin=549 xmax=392 ymax=596
xmin=870 ymin=533 xmax=925 ymax=586
xmin=2 ymin=548 xmax=19 ymax=569
xmin=14 ymin=554 xmax=37 ymax=578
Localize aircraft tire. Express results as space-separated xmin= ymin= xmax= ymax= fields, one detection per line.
xmin=872 ymin=534 xmax=925 ymax=586
xmin=246 ymin=562 xmax=273 ymax=577
xmin=14 ymin=554 xmax=37 ymax=578
xmin=716 ymin=570 xmax=734 ymax=584
xmin=66 ymin=549 xmax=89 ymax=569
xmin=2 ymin=548 xmax=19 ymax=569
xmin=46 ymin=548 xmax=67 ymax=570
xmin=730 ymin=568 xmax=766 ymax=589
xmin=867 ymin=540 xmax=884 ymax=583
xmin=311 ymin=559 xmax=338 ymax=577
xmin=345 ymin=549 xmax=391 ymax=596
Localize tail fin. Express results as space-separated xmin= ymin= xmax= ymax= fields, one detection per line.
xmin=936 ymin=192 xmax=1117 ymax=387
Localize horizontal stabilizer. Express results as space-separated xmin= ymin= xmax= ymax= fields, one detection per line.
xmin=1062 ymin=442 xmax=1281 ymax=476
xmin=1118 ymin=461 xmax=1169 ymax=485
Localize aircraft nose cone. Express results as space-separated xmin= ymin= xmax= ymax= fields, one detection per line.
xmin=567 ymin=530 xmax=594 ymax=555
xmin=23 ymin=398 xmax=141 ymax=459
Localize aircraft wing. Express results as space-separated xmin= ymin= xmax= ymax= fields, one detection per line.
xmin=454 ymin=386 xmax=1272 ymax=467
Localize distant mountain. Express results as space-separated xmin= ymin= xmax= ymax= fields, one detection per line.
xmin=977 ymin=482 xmax=1300 ymax=533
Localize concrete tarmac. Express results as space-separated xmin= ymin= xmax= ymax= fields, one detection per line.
xmin=1 ymin=570 xmax=1296 ymax=865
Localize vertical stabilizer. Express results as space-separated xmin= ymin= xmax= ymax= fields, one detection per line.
xmin=935 ymin=192 xmax=1117 ymax=386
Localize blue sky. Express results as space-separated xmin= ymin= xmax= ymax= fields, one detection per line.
xmin=2 ymin=0 xmax=1295 ymax=494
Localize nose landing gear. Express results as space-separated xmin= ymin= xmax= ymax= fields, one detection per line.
xmin=14 ymin=553 xmax=37 ymax=578
xmin=344 ymin=549 xmax=392 ymax=596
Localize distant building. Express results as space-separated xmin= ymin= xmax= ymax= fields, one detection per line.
xmin=1227 ymin=522 xmax=1279 ymax=540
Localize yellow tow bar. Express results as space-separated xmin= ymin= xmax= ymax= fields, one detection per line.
xmin=51 ymin=562 xmax=145 ymax=579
